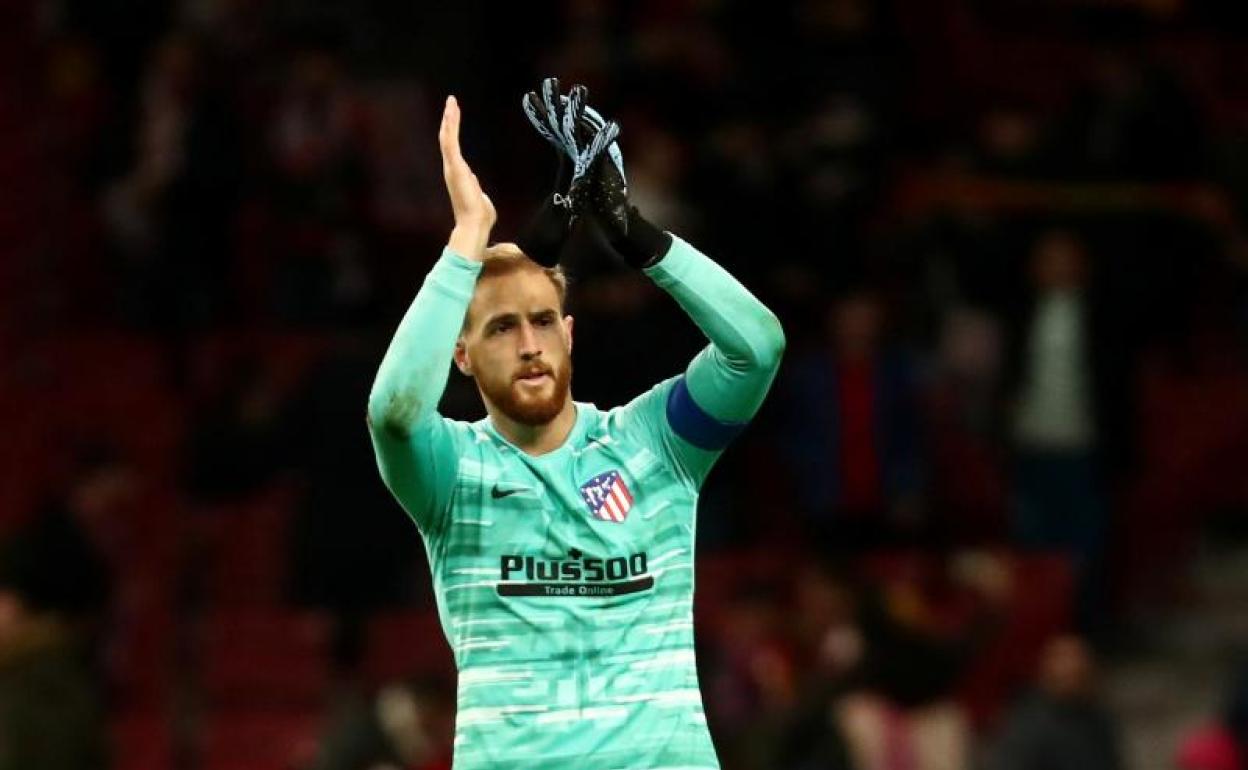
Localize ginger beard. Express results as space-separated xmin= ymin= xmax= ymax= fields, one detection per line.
xmin=458 ymin=258 xmax=574 ymax=428
xmin=477 ymin=354 xmax=572 ymax=426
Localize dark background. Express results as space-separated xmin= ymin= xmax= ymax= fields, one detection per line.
xmin=2 ymin=0 xmax=1248 ymax=769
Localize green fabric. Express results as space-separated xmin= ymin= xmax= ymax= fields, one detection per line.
xmin=367 ymin=238 xmax=783 ymax=769
xmin=643 ymin=235 xmax=785 ymax=425
xmin=367 ymin=249 xmax=482 ymax=535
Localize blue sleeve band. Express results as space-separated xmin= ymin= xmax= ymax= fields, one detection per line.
xmin=665 ymin=377 xmax=747 ymax=451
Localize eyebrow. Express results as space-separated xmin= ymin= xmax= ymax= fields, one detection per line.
xmin=483 ymin=309 xmax=558 ymax=329
xmin=484 ymin=312 xmax=518 ymax=327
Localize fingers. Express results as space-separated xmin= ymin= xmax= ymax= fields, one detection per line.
xmin=436 ymin=95 xmax=496 ymax=236
xmin=440 ymin=95 xmax=477 ymax=194
xmin=591 ymin=121 xmax=620 ymax=157
xmin=541 ymin=77 xmax=563 ymax=138
xmin=562 ymin=84 xmax=587 ymax=150
xmin=573 ymin=121 xmax=619 ymax=179
xmin=439 ymin=95 xmax=462 ymax=167
xmin=523 ymin=91 xmax=561 ymax=147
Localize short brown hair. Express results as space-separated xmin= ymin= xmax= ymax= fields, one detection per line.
xmin=462 ymin=243 xmax=568 ymax=332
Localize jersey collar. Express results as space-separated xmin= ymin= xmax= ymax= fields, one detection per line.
xmin=483 ymin=401 xmax=598 ymax=459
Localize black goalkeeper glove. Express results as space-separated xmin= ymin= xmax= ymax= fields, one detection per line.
xmin=519 ymin=77 xmax=670 ymax=269
xmin=515 ymin=78 xmax=581 ymax=267
xmin=521 ymin=78 xmax=664 ymax=267
xmin=513 ymin=144 xmax=574 ymax=268
xmin=584 ymin=154 xmax=672 ymax=270
xmin=568 ymin=100 xmax=671 ymax=269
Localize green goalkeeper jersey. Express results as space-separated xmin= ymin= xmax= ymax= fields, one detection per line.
xmin=367 ymin=235 xmax=784 ymax=770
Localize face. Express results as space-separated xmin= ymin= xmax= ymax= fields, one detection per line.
xmin=1039 ymin=635 xmax=1094 ymax=699
xmin=828 ymin=292 xmax=882 ymax=357
xmin=0 ymin=591 xmax=23 ymax=646
xmin=1031 ymin=230 xmax=1087 ymax=291
xmin=456 ymin=268 xmax=573 ymax=426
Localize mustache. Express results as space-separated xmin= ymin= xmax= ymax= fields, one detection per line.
xmin=512 ymin=363 xmax=553 ymax=382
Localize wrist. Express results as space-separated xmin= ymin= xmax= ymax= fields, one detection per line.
xmin=516 ymin=199 xmax=573 ymax=268
xmin=609 ymin=206 xmax=671 ymax=269
xmin=448 ymin=223 xmax=491 ymax=261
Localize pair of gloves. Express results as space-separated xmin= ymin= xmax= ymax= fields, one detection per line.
xmin=515 ymin=78 xmax=671 ymax=270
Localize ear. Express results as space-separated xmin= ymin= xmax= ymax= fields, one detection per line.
xmin=453 ymin=339 xmax=472 ymax=376
xmin=563 ymin=314 xmax=574 ymax=353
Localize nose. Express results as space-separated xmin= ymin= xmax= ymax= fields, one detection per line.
xmin=517 ymin=320 xmax=541 ymax=360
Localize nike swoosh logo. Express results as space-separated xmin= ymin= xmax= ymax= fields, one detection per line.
xmin=491 ymin=485 xmax=521 ymax=499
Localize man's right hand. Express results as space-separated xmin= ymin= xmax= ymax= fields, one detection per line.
xmin=439 ymin=95 xmax=495 ymax=260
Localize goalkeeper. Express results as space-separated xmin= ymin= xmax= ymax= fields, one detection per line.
xmin=366 ymin=80 xmax=785 ymax=770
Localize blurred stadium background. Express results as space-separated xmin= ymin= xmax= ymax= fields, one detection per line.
xmin=3 ymin=0 xmax=1248 ymax=768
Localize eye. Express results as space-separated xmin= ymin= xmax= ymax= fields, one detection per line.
xmin=534 ymin=315 xmax=554 ymax=327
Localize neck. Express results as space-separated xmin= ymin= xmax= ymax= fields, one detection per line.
xmin=489 ymin=399 xmax=578 ymax=456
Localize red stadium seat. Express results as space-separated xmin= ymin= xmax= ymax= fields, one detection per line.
xmin=111 ymin=711 xmax=175 ymax=770
xmin=199 ymin=710 xmax=323 ymax=770
xmin=0 ymin=408 xmax=56 ymax=533
xmin=694 ymin=549 xmax=794 ymax=631
xmin=361 ymin=610 xmax=454 ymax=687
xmin=108 ymin=603 xmax=177 ymax=708
xmin=956 ymin=552 xmax=1074 ymax=724
xmin=32 ymin=333 xmax=184 ymax=469
xmin=200 ymin=486 xmax=296 ymax=606
xmin=199 ymin=608 xmax=333 ymax=707
xmin=188 ymin=330 xmax=330 ymax=400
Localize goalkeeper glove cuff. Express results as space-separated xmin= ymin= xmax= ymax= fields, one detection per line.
xmin=606 ymin=206 xmax=672 ymax=270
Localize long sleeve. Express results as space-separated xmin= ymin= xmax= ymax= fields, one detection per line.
xmin=616 ymin=235 xmax=784 ymax=490
xmin=366 ymin=247 xmax=481 ymax=536
xmin=643 ymin=235 xmax=785 ymax=423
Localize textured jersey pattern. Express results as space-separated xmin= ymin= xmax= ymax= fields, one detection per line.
xmin=370 ymin=236 xmax=784 ymax=769
xmin=412 ymin=381 xmax=720 ymax=770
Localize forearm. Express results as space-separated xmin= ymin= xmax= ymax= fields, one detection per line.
xmin=367 ymin=248 xmax=482 ymax=436
xmin=644 ymin=236 xmax=785 ymax=422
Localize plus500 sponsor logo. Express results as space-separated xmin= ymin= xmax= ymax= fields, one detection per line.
xmin=499 ymin=550 xmax=648 ymax=582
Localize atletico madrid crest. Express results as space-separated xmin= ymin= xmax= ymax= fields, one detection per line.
xmin=579 ymin=470 xmax=634 ymax=523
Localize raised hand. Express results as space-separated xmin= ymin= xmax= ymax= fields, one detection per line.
xmin=521 ymin=78 xmax=624 ymax=217
xmin=521 ymin=78 xmax=666 ymax=268
xmin=439 ymin=96 xmax=496 ymax=260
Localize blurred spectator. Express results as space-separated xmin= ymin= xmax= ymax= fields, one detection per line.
xmin=704 ymin=582 xmax=798 ymax=770
xmin=10 ymin=445 xmax=120 ymax=625
xmin=315 ymin=678 xmax=454 ymax=770
xmin=779 ymin=287 xmax=926 ymax=548
xmin=974 ymin=102 xmax=1048 ymax=178
xmin=100 ymin=32 xmax=242 ymax=338
xmin=184 ymin=350 xmax=286 ymax=503
xmin=769 ymin=555 xmax=1009 ymax=770
xmin=1230 ymin=665 xmax=1248 ymax=765
xmin=1053 ymin=47 xmax=1204 ymax=181
xmin=1008 ymin=230 xmax=1098 ymax=457
xmin=767 ymin=562 xmax=860 ymax=770
xmin=780 ymin=0 xmax=895 ymax=268
xmin=1176 ymin=662 xmax=1248 ymax=770
xmin=934 ymin=310 xmax=1005 ymax=442
xmin=840 ymin=555 xmax=1010 ymax=770
xmin=1004 ymin=228 xmax=1124 ymax=633
xmin=926 ymin=308 xmax=1009 ymax=541
xmin=283 ymin=337 xmax=427 ymax=666
xmin=837 ymin=692 xmax=968 ymax=770
xmin=1180 ymin=728 xmax=1245 ymax=770
xmin=0 ymin=543 xmax=107 ymax=770
xmin=263 ymin=38 xmax=375 ymax=327
xmin=986 ymin=634 xmax=1124 ymax=770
